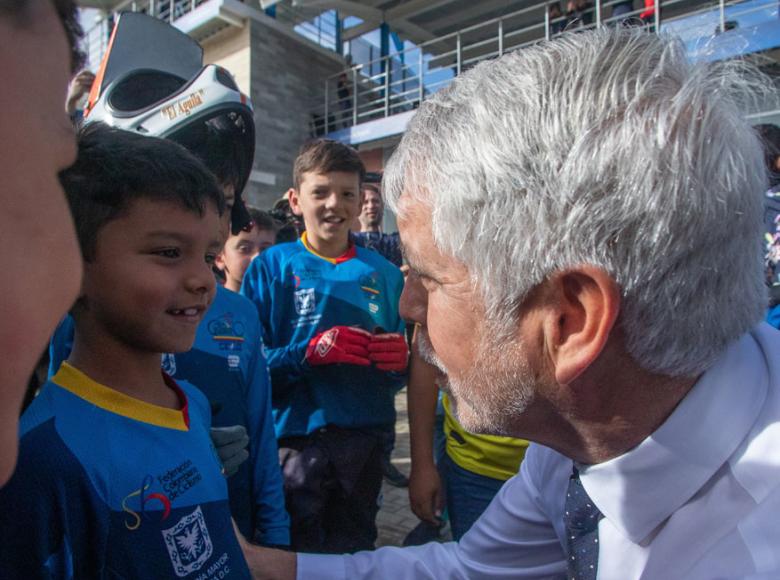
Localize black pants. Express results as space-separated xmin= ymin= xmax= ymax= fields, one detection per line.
xmin=278 ymin=427 xmax=383 ymax=554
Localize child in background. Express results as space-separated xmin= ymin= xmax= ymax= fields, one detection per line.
xmin=217 ymin=207 xmax=277 ymax=293
xmin=2 ymin=124 xmax=251 ymax=577
xmin=241 ymin=139 xmax=408 ymax=553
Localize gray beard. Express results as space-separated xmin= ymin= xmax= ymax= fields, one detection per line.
xmin=416 ymin=326 xmax=535 ymax=437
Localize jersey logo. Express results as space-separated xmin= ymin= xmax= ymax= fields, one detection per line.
xmin=208 ymin=312 xmax=246 ymax=351
xmin=122 ymin=475 xmax=172 ymax=531
xmin=162 ymin=353 xmax=177 ymax=376
xmin=294 ymin=288 xmax=316 ymax=315
xmin=162 ymin=506 xmax=214 ymax=577
xmin=359 ymin=273 xmax=381 ymax=296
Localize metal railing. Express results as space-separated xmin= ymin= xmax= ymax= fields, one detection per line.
xmin=80 ymin=0 xmax=343 ymax=72
xmin=311 ymin=0 xmax=779 ymax=136
xmin=81 ymin=0 xmax=213 ymax=70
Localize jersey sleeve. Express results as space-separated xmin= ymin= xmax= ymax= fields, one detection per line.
xmin=0 ymin=418 xmax=108 ymax=578
xmin=240 ymin=253 xmax=311 ymax=387
xmin=243 ymin=313 xmax=291 ymax=546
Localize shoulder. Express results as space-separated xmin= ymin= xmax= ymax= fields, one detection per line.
xmin=355 ymin=246 xmax=402 ymax=279
xmin=249 ymin=242 xmax=306 ymax=280
xmin=263 ymin=241 xmax=303 ymax=264
xmin=19 ymin=383 xmax=59 ymax=436
xmin=176 ymin=379 xmax=211 ymax=421
xmin=6 ymin=385 xmax=91 ymax=494
xmin=214 ymin=285 xmax=260 ymax=319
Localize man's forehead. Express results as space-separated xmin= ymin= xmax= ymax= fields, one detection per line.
xmin=398 ymin=198 xmax=458 ymax=275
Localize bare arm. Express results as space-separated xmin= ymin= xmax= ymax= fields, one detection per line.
xmin=406 ymin=327 xmax=444 ymax=524
xmin=235 ymin=519 xmax=297 ymax=580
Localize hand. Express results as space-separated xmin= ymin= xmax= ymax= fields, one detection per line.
xmin=368 ymin=332 xmax=409 ymax=372
xmin=210 ymin=425 xmax=249 ymax=477
xmin=305 ymin=326 xmax=371 ymax=367
xmin=233 ymin=520 xmax=297 ymax=580
xmin=65 ymin=70 xmax=96 ymax=115
xmin=408 ymin=459 xmax=444 ymax=525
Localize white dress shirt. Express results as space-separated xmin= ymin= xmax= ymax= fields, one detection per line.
xmin=297 ymin=324 xmax=780 ymax=579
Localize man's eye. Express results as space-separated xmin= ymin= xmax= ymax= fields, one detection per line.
xmin=153 ymin=248 xmax=180 ymax=259
xmin=205 ymin=253 xmax=217 ymax=265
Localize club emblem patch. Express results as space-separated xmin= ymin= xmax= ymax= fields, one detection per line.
xmin=294 ymin=288 xmax=316 ymax=315
xmin=161 ymin=353 xmax=177 ymax=376
xmin=162 ymin=506 xmax=213 ymax=577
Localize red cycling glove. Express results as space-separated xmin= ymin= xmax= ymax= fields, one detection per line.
xmin=368 ymin=333 xmax=409 ymax=372
xmin=305 ymin=326 xmax=372 ymax=367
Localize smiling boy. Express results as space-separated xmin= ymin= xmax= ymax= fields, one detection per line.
xmin=241 ymin=139 xmax=408 ymax=553
xmin=0 ymin=124 xmax=251 ymax=578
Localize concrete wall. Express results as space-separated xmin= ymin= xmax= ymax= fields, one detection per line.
xmin=202 ymin=25 xmax=251 ymax=95
xmin=198 ymin=12 xmax=346 ymax=210
xmin=245 ymin=16 xmax=345 ymax=209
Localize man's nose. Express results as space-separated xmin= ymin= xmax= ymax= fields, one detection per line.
xmin=399 ymin=273 xmax=427 ymax=325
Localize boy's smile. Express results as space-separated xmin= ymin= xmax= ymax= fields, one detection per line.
xmin=81 ymin=198 xmax=223 ymax=355
xmin=290 ymin=171 xmax=362 ymax=258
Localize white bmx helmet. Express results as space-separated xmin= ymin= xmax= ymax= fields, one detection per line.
xmin=84 ymin=12 xmax=255 ymax=233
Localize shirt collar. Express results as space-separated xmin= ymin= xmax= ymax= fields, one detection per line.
xmin=580 ymin=325 xmax=769 ymax=544
xmin=300 ymin=231 xmax=356 ymax=264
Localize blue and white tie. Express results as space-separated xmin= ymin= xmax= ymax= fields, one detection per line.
xmin=564 ymin=467 xmax=604 ymax=580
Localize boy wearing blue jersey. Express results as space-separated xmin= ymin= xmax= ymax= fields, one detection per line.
xmin=47 ymin=119 xmax=290 ymax=548
xmin=241 ymin=139 xmax=409 ymax=553
xmin=0 ymin=124 xmax=251 ymax=578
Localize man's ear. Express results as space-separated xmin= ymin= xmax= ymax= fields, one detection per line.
xmin=545 ymin=266 xmax=620 ymax=385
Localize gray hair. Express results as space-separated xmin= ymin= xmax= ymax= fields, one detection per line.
xmin=385 ymin=28 xmax=769 ymax=377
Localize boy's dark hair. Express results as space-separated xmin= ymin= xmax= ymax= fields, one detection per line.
xmin=293 ymin=139 xmax=365 ymax=189
xmin=59 ymin=123 xmax=225 ymax=261
xmin=246 ymin=207 xmax=276 ymax=232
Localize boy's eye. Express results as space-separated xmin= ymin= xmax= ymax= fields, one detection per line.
xmin=153 ymin=248 xmax=181 ymax=259
xmin=205 ymin=253 xmax=217 ymax=265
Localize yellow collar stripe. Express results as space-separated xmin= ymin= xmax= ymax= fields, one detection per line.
xmin=52 ymin=362 xmax=189 ymax=431
xmin=301 ymin=232 xmax=338 ymax=264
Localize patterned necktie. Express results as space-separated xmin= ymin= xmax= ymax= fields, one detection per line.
xmin=564 ymin=467 xmax=604 ymax=580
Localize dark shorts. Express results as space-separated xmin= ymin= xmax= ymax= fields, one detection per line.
xmin=278 ymin=426 xmax=383 ymax=553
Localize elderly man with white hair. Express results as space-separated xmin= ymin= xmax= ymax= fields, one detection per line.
xmin=241 ymin=27 xmax=780 ymax=579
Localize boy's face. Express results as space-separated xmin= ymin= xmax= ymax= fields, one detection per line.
xmin=216 ymin=226 xmax=276 ymax=289
xmin=81 ymin=198 xmax=223 ymax=355
xmin=0 ymin=0 xmax=81 ymax=485
xmin=290 ymin=171 xmax=362 ymax=254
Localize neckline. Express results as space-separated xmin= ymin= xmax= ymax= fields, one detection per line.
xmin=52 ymin=362 xmax=190 ymax=431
